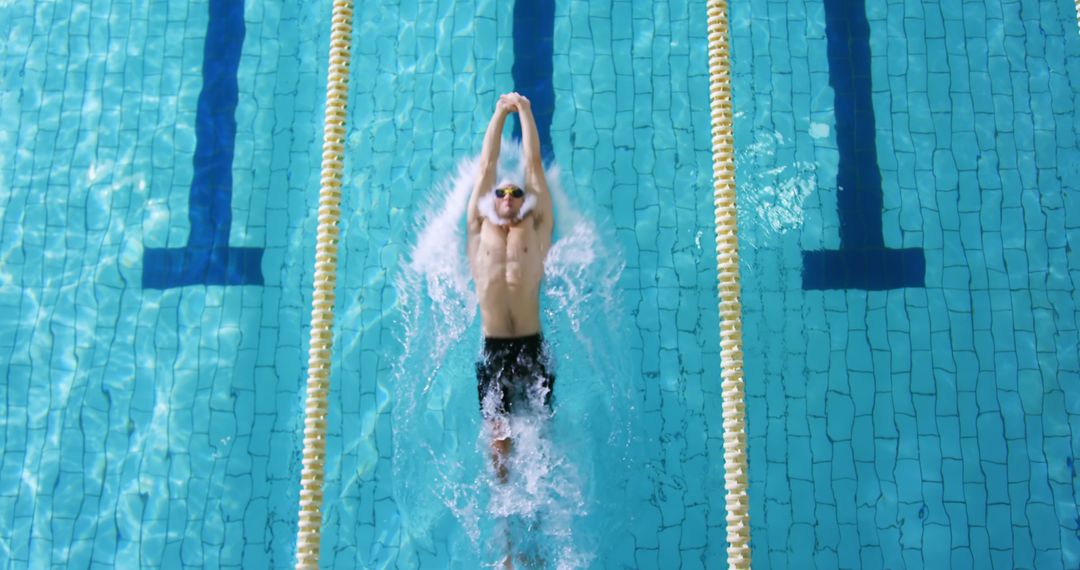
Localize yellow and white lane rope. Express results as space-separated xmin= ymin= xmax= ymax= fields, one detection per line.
xmin=705 ymin=0 xmax=751 ymax=567
xmin=294 ymin=0 xmax=355 ymax=568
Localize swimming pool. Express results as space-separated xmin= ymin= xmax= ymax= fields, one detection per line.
xmin=0 ymin=0 xmax=1077 ymax=567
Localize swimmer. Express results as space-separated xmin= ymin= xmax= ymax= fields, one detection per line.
xmin=466 ymin=92 xmax=556 ymax=492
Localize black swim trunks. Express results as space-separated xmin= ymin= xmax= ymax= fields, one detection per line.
xmin=476 ymin=334 xmax=555 ymax=418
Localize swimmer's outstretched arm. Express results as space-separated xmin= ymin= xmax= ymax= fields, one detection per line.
xmin=511 ymin=94 xmax=553 ymax=232
xmin=468 ymin=99 xmax=513 ymax=230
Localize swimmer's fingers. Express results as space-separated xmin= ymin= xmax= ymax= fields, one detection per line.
xmin=507 ymin=93 xmax=531 ymax=110
xmin=496 ymin=94 xmax=517 ymax=114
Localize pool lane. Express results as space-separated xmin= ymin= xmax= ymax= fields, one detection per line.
xmin=142 ymin=0 xmax=263 ymax=288
xmin=801 ymin=0 xmax=925 ymax=290
xmin=511 ymin=0 xmax=556 ymax=162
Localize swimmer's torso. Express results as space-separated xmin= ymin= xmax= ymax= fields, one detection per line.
xmin=468 ymin=217 xmax=549 ymax=338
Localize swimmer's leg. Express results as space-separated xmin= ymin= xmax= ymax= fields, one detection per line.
xmin=488 ymin=416 xmax=512 ymax=484
xmin=488 ymin=411 xmax=516 ymax=566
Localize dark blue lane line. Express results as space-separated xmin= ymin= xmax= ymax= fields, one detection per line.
xmin=144 ymin=0 xmax=263 ymax=288
xmin=511 ymin=0 xmax=555 ymax=163
xmin=802 ymin=0 xmax=924 ymax=290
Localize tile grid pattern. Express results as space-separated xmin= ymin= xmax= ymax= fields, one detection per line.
xmin=553 ymin=0 xmax=723 ymax=567
xmin=733 ymin=0 xmax=1080 ymax=567
xmin=0 ymin=0 xmax=324 ymax=567
xmin=0 ymin=1 xmax=205 ymax=567
xmin=220 ymin=2 xmax=324 ymax=567
xmin=313 ymin=0 xmax=516 ymax=565
xmin=6 ymin=0 xmax=1078 ymax=567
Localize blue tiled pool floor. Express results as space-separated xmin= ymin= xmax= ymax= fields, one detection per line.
xmin=734 ymin=0 xmax=1080 ymax=566
xmin=2 ymin=0 xmax=1080 ymax=567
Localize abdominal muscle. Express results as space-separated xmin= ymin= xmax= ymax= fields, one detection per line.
xmin=471 ymin=223 xmax=545 ymax=338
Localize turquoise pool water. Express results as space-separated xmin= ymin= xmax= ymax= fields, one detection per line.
xmin=0 ymin=0 xmax=1077 ymax=568
xmin=734 ymin=0 xmax=1080 ymax=567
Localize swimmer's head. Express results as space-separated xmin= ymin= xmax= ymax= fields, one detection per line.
xmin=478 ymin=179 xmax=536 ymax=226
xmin=495 ymin=180 xmax=526 ymax=219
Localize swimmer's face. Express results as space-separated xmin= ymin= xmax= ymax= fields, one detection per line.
xmin=495 ymin=185 xmax=524 ymax=219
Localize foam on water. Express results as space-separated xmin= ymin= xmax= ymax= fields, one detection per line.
xmin=737 ymin=129 xmax=819 ymax=247
xmin=392 ymin=141 xmax=637 ymax=568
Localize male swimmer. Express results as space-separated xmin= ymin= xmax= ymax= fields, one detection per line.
xmin=466 ymin=92 xmax=556 ymax=489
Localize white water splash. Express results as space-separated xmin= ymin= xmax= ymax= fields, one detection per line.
xmin=402 ymin=155 xmax=479 ymax=372
xmin=740 ymin=130 xmax=818 ymax=246
xmin=392 ymin=141 xmax=633 ymax=568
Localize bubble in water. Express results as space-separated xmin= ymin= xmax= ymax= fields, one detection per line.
xmin=738 ymin=130 xmax=819 ymax=247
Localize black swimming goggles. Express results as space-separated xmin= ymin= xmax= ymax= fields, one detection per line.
xmin=495 ymin=187 xmax=525 ymax=199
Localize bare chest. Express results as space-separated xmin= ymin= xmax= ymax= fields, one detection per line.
xmin=478 ymin=223 xmax=537 ymax=262
xmin=472 ymin=222 xmax=546 ymax=286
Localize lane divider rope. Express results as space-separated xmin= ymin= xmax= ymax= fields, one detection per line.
xmin=294 ymin=0 xmax=354 ymax=567
xmin=705 ymin=0 xmax=751 ymax=567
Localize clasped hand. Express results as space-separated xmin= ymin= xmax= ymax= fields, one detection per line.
xmin=497 ymin=92 xmax=531 ymax=115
